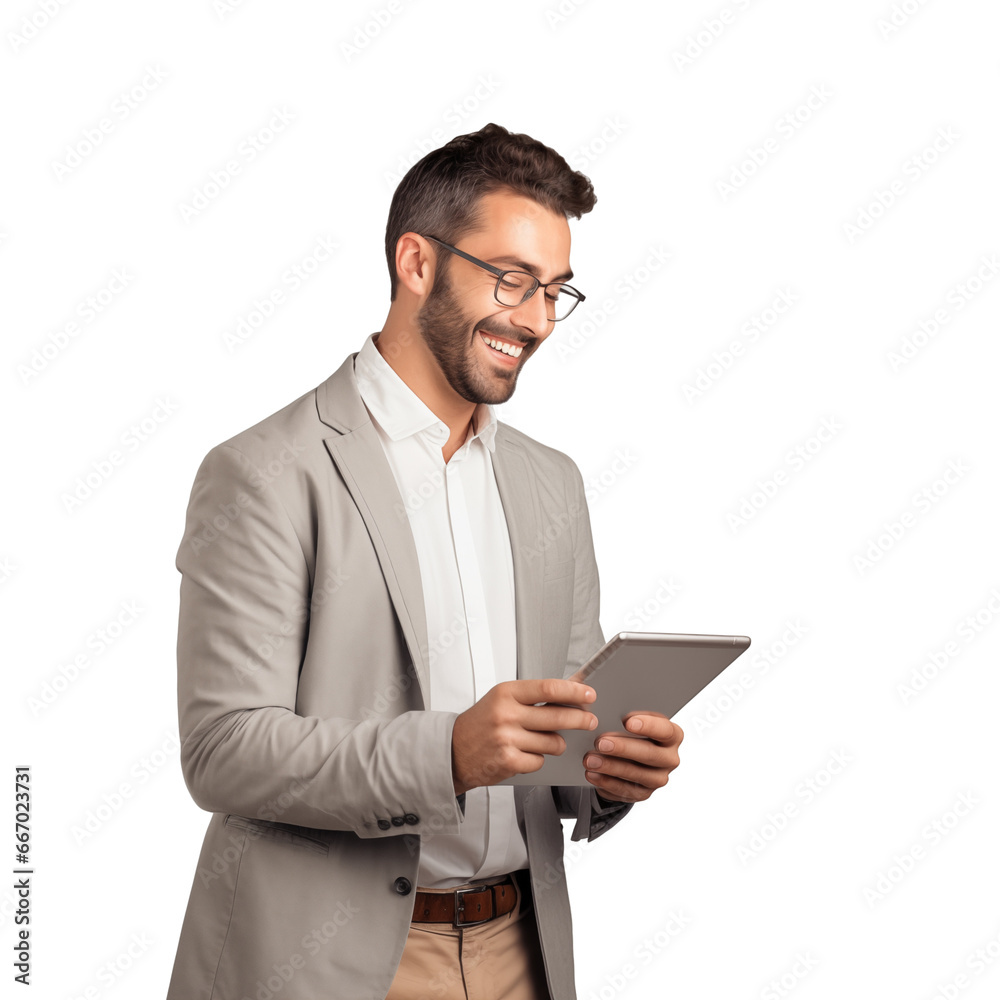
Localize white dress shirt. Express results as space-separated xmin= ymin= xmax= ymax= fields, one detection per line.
xmin=354 ymin=331 xmax=531 ymax=889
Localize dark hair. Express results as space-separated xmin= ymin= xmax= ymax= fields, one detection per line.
xmin=384 ymin=123 xmax=596 ymax=300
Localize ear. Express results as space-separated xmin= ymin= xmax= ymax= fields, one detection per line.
xmin=395 ymin=233 xmax=437 ymax=299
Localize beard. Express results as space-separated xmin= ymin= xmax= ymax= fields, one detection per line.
xmin=416 ymin=264 xmax=531 ymax=406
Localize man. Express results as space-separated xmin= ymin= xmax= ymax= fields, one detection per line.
xmin=166 ymin=123 xmax=683 ymax=1000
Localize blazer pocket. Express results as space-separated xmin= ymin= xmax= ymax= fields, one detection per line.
xmin=223 ymin=814 xmax=330 ymax=856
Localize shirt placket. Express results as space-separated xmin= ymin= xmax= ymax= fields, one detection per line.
xmin=444 ymin=446 xmax=508 ymax=878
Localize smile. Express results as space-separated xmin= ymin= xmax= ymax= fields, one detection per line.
xmin=478 ymin=330 xmax=524 ymax=359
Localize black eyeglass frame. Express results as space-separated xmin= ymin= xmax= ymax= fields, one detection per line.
xmin=423 ymin=235 xmax=586 ymax=321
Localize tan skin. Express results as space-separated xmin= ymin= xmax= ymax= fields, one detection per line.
xmin=375 ymin=187 xmax=683 ymax=804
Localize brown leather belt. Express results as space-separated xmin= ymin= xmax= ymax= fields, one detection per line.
xmin=412 ymin=870 xmax=525 ymax=928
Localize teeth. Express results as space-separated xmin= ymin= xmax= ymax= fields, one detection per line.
xmin=480 ymin=333 xmax=522 ymax=357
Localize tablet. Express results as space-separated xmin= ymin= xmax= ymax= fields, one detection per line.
xmin=498 ymin=631 xmax=751 ymax=786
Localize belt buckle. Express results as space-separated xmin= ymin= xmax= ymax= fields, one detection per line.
xmin=452 ymin=883 xmax=495 ymax=929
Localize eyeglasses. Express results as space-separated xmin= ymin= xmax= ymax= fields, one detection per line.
xmin=423 ymin=235 xmax=585 ymax=322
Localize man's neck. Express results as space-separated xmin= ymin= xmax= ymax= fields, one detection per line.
xmin=373 ymin=331 xmax=477 ymax=464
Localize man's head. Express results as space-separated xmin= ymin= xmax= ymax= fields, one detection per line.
xmin=382 ymin=123 xmax=596 ymax=406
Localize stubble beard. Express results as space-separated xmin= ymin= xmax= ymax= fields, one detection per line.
xmin=416 ymin=265 xmax=525 ymax=406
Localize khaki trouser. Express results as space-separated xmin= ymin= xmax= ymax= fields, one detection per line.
xmin=385 ymin=870 xmax=551 ymax=1000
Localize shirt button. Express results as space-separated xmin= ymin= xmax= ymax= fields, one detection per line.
xmin=377 ymin=819 xmax=391 ymax=830
xmin=391 ymin=815 xmax=405 ymax=826
xmin=404 ymin=813 xmax=419 ymax=825
xmin=394 ymin=877 xmax=412 ymax=895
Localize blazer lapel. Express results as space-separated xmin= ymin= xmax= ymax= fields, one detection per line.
xmin=325 ymin=419 xmax=432 ymax=688
xmin=491 ymin=439 xmax=545 ymax=819
xmin=490 ymin=438 xmax=544 ymax=684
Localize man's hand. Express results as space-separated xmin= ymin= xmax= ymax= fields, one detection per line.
xmin=452 ymin=679 xmax=599 ymax=795
xmin=583 ymin=711 xmax=683 ymax=804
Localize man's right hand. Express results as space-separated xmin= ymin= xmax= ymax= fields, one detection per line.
xmin=451 ymin=679 xmax=598 ymax=795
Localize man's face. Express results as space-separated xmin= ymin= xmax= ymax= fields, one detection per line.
xmin=416 ymin=187 xmax=573 ymax=406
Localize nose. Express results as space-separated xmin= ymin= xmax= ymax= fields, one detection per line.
xmin=508 ymin=285 xmax=556 ymax=340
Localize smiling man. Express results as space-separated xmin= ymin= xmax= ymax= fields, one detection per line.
xmin=167 ymin=123 xmax=682 ymax=1000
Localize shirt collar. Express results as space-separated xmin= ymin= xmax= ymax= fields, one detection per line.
xmin=354 ymin=332 xmax=498 ymax=454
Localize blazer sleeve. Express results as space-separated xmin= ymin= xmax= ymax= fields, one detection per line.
xmin=175 ymin=443 xmax=466 ymax=839
xmin=550 ymin=458 xmax=634 ymax=842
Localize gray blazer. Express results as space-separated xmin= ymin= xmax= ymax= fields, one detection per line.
xmin=166 ymin=348 xmax=633 ymax=1000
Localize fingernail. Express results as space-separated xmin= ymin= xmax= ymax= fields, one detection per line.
xmin=597 ymin=738 xmax=613 ymax=752
xmin=585 ymin=754 xmax=602 ymax=769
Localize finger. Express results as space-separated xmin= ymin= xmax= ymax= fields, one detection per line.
xmin=471 ymin=732 xmax=572 ymax=786
xmin=583 ymin=752 xmax=669 ymax=792
xmin=591 ymin=734 xmax=681 ymax=770
xmin=513 ymin=726 xmax=581 ymax=755
xmin=584 ymin=769 xmax=654 ymax=802
xmin=523 ymin=703 xmax=599 ymax=733
xmin=516 ymin=678 xmax=596 ymax=708
xmin=622 ymin=713 xmax=682 ymax=746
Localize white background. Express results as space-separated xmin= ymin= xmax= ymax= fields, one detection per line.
xmin=4 ymin=1 xmax=1000 ymax=997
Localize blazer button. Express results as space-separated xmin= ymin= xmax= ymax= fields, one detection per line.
xmin=391 ymin=815 xmax=405 ymax=826
xmin=377 ymin=819 xmax=391 ymax=830
xmin=394 ymin=877 xmax=412 ymax=895
xmin=404 ymin=813 xmax=419 ymax=825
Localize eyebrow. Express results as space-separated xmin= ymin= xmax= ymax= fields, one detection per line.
xmin=485 ymin=254 xmax=574 ymax=283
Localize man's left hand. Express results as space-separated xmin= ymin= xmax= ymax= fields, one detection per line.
xmin=583 ymin=711 xmax=683 ymax=804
